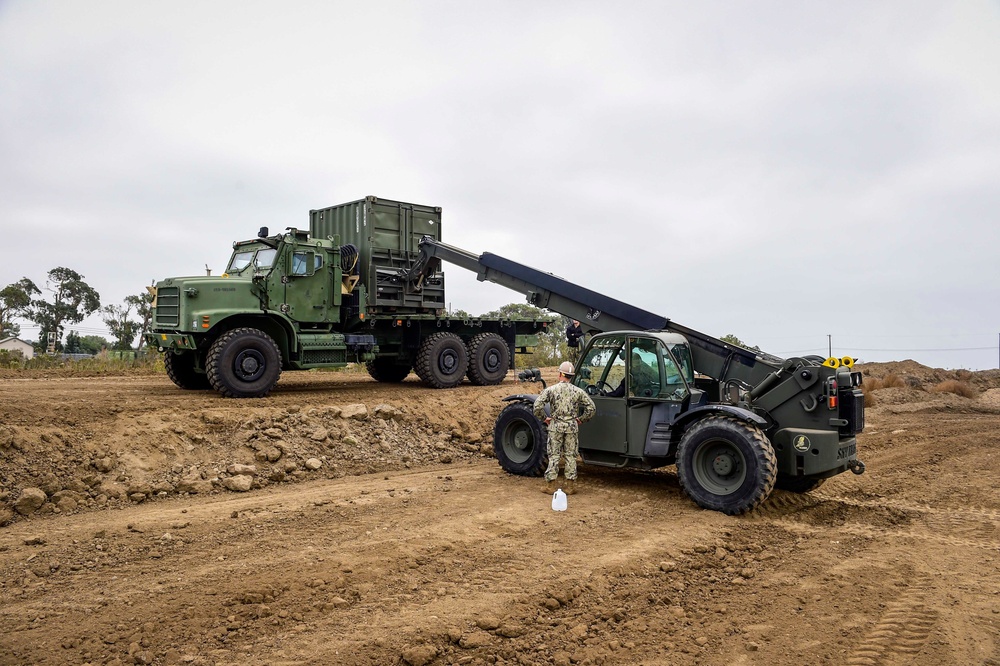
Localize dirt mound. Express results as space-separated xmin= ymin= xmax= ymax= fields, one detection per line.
xmin=857 ymin=361 xmax=1000 ymax=413
xmin=0 ymin=371 xmax=522 ymax=523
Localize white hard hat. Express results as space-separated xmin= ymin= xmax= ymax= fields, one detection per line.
xmin=558 ymin=361 xmax=575 ymax=376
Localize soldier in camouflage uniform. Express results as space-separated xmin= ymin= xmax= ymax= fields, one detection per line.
xmin=533 ymin=361 xmax=596 ymax=495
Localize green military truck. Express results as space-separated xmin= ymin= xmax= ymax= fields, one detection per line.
xmin=144 ymin=196 xmax=551 ymax=397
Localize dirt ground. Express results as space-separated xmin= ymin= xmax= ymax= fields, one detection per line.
xmin=2 ymin=361 xmax=1000 ymax=666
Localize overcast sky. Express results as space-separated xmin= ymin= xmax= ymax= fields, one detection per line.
xmin=2 ymin=1 xmax=998 ymax=369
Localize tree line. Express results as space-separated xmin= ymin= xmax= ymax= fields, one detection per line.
xmin=0 ymin=268 xmax=152 ymax=353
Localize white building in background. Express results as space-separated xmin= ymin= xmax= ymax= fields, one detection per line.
xmin=0 ymin=337 xmax=35 ymax=359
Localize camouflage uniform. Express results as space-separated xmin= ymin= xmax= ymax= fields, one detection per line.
xmin=533 ymin=381 xmax=597 ymax=481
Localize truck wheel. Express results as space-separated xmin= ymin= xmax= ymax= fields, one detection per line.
xmin=164 ymin=352 xmax=211 ymax=390
xmin=206 ymin=328 xmax=282 ymax=398
xmin=366 ymin=357 xmax=412 ymax=383
xmin=775 ymin=475 xmax=826 ymax=493
xmin=493 ymin=403 xmax=547 ymax=477
xmin=414 ymin=331 xmax=468 ymax=389
xmin=466 ymin=332 xmax=510 ymax=385
xmin=676 ymin=415 xmax=777 ymax=515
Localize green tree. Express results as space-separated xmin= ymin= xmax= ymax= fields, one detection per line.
xmin=29 ymin=268 xmax=101 ymax=350
xmin=80 ymin=335 xmax=109 ymax=355
xmin=481 ymin=303 xmax=566 ymax=367
xmin=102 ymin=300 xmax=142 ymax=351
xmin=64 ymin=330 xmax=82 ymax=353
xmin=720 ymin=333 xmax=760 ymax=352
xmin=130 ymin=289 xmax=154 ymax=349
xmin=481 ymin=303 xmax=549 ymax=320
xmin=0 ymin=277 xmax=40 ymax=338
xmin=64 ymin=332 xmax=108 ymax=355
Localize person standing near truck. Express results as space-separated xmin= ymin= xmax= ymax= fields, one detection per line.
xmin=565 ymin=319 xmax=584 ymax=361
xmin=534 ymin=361 xmax=596 ymax=496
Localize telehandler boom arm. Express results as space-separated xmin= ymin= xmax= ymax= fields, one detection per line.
xmin=404 ymin=235 xmax=786 ymax=388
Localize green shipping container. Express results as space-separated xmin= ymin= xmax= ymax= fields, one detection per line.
xmin=309 ymin=196 xmax=445 ymax=312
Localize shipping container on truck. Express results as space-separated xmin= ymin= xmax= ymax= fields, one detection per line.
xmin=145 ymin=196 xmax=553 ymax=398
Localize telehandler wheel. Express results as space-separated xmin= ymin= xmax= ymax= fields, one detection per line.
xmin=365 ymin=357 xmax=412 ymax=383
xmin=493 ymin=403 xmax=548 ymax=477
xmin=466 ymin=332 xmax=509 ymax=385
xmin=206 ymin=327 xmax=282 ymax=398
xmin=775 ymin=474 xmax=826 ymax=493
xmin=164 ymin=352 xmax=211 ymax=390
xmin=415 ymin=331 xmax=468 ymax=389
xmin=676 ymin=415 xmax=777 ymax=515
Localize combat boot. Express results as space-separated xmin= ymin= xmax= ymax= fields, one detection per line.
xmin=541 ymin=478 xmax=556 ymax=494
xmin=564 ymin=478 xmax=577 ymax=495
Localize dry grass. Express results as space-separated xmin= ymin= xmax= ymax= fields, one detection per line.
xmin=880 ymin=373 xmax=906 ymax=389
xmin=931 ymin=380 xmax=978 ymax=399
xmin=862 ymin=390 xmax=875 ymax=408
xmin=0 ymin=351 xmax=164 ymax=378
xmin=863 ymin=373 xmax=907 ymax=392
xmin=860 ymin=373 xmax=908 ymax=407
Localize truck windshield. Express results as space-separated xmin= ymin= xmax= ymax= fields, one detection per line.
xmin=227 ymin=247 xmax=278 ymax=274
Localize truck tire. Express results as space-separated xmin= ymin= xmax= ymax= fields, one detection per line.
xmin=206 ymin=327 xmax=282 ymax=398
xmin=466 ymin=332 xmax=509 ymax=385
xmin=676 ymin=415 xmax=777 ymax=515
xmin=775 ymin=474 xmax=826 ymax=493
xmin=366 ymin=357 xmax=412 ymax=383
xmin=493 ymin=403 xmax=547 ymax=477
xmin=414 ymin=331 xmax=468 ymax=389
xmin=164 ymin=352 xmax=211 ymax=390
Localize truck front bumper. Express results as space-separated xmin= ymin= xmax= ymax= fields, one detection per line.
xmin=145 ymin=332 xmax=199 ymax=352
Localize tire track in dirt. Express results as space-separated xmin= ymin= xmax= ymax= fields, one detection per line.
xmin=747 ymin=487 xmax=1000 ymax=552
xmin=844 ymin=575 xmax=940 ymax=666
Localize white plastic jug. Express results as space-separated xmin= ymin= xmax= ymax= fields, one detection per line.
xmin=552 ymin=488 xmax=568 ymax=511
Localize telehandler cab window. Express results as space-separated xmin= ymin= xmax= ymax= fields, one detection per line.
xmin=627 ymin=339 xmax=661 ymax=398
xmin=619 ymin=338 xmax=690 ymax=399
xmin=575 ymin=335 xmax=626 ymax=395
xmin=667 ymin=343 xmax=695 ymax=384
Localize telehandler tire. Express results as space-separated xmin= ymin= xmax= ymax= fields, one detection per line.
xmin=366 ymin=357 xmax=412 ymax=383
xmin=466 ymin=332 xmax=509 ymax=385
xmin=206 ymin=327 xmax=282 ymax=398
xmin=676 ymin=415 xmax=777 ymax=515
xmin=775 ymin=475 xmax=826 ymax=493
xmin=415 ymin=331 xmax=468 ymax=389
xmin=164 ymin=352 xmax=211 ymax=390
xmin=493 ymin=403 xmax=548 ymax=477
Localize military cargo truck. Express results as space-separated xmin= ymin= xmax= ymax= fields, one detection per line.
xmin=144 ymin=196 xmax=551 ymax=397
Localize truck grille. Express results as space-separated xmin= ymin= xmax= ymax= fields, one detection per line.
xmin=839 ymin=388 xmax=865 ymax=436
xmin=154 ymin=286 xmax=180 ymax=327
